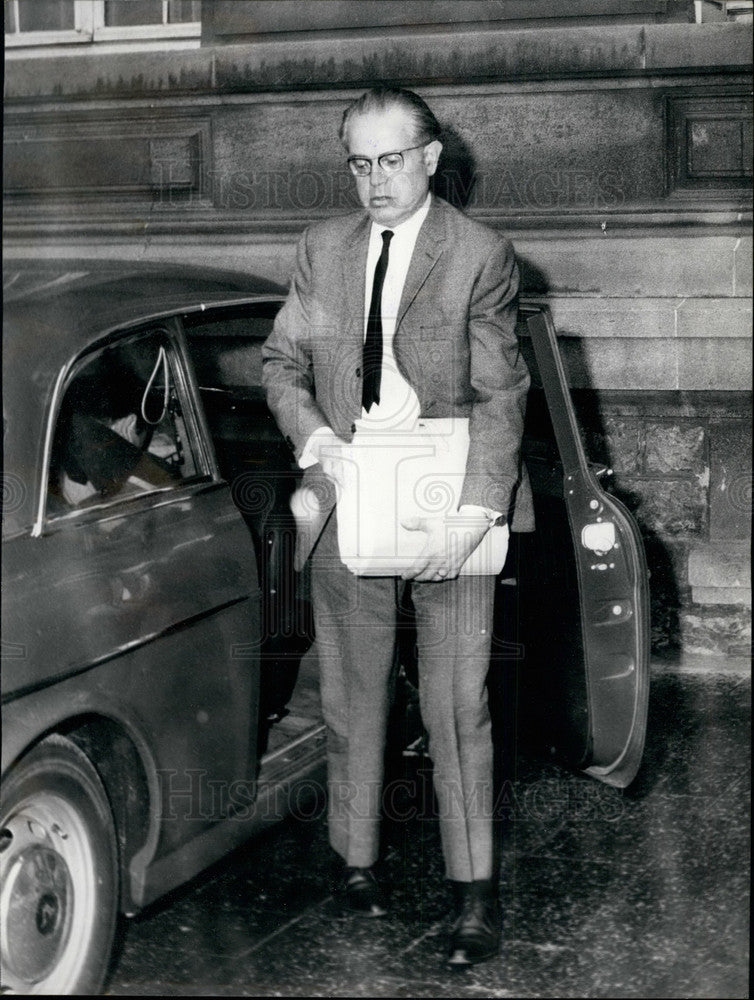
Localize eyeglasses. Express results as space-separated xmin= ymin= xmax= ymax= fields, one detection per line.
xmin=346 ymin=143 xmax=428 ymax=177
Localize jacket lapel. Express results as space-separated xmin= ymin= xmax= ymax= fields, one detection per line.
xmin=342 ymin=214 xmax=371 ymax=341
xmin=396 ymin=195 xmax=447 ymax=331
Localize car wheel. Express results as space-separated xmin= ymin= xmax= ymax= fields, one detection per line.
xmin=0 ymin=734 xmax=118 ymax=995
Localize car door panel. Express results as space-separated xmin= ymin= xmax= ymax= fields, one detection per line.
xmin=512 ymin=304 xmax=650 ymax=788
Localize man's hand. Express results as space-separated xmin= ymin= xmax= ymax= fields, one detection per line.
xmin=307 ymin=427 xmax=349 ymax=494
xmin=400 ymin=511 xmax=491 ymax=582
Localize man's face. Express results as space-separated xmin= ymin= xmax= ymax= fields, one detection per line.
xmin=344 ymin=106 xmax=442 ymax=228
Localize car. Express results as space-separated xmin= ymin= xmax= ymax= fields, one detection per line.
xmin=1 ymin=259 xmax=650 ymax=995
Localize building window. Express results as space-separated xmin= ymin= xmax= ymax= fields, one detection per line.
xmin=5 ymin=1 xmax=201 ymax=51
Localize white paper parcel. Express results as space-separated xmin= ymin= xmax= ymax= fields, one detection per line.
xmin=330 ymin=417 xmax=509 ymax=576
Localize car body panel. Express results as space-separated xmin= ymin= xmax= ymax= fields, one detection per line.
xmin=2 ymin=484 xmax=258 ymax=701
xmin=1 ymin=597 xmax=261 ymax=910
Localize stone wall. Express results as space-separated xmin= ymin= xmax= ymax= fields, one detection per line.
xmin=574 ymin=391 xmax=751 ymax=657
xmin=3 ymin=12 xmax=752 ymax=660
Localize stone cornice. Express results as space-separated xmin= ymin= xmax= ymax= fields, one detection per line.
xmin=3 ymin=208 xmax=751 ymax=240
xmin=4 ymin=22 xmax=752 ymax=102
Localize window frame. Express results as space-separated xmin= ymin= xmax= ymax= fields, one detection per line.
xmin=39 ymin=320 xmax=216 ymax=534
xmin=4 ymin=0 xmax=201 ymax=50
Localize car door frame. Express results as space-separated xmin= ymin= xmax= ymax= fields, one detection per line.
xmin=521 ymin=302 xmax=650 ymax=788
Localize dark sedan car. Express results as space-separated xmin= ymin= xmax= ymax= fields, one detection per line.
xmin=1 ymin=260 xmax=649 ymax=995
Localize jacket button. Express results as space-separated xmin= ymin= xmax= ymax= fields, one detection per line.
xmin=355 ymin=367 xmax=362 ymax=377
xmin=350 ymin=423 xmax=356 ymax=434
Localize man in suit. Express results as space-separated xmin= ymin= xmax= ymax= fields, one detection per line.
xmin=262 ymin=86 xmax=532 ymax=967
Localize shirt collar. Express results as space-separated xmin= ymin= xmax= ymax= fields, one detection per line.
xmin=370 ymin=192 xmax=432 ymax=243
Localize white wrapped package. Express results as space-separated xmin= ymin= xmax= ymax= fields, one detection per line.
xmin=330 ymin=417 xmax=509 ymax=576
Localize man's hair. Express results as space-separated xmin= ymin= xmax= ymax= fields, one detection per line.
xmin=339 ymin=86 xmax=443 ymax=147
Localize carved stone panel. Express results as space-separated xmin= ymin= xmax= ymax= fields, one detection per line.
xmin=3 ymin=112 xmax=212 ymax=205
xmin=666 ymin=90 xmax=753 ymax=200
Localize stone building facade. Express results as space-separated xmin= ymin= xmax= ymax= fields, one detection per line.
xmin=3 ymin=0 xmax=751 ymax=661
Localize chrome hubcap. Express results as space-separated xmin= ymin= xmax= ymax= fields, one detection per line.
xmin=1 ymin=833 xmax=72 ymax=982
xmin=1 ymin=794 xmax=93 ymax=992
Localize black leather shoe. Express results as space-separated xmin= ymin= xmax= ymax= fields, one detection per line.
xmin=337 ymin=866 xmax=388 ymax=918
xmin=446 ymin=880 xmax=501 ymax=967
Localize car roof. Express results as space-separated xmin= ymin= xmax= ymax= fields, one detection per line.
xmin=2 ymin=259 xmax=286 ymax=538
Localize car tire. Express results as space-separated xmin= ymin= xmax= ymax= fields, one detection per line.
xmin=0 ymin=734 xmax=118 ymax=995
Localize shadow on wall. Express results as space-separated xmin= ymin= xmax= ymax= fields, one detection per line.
xmin=433 ymin=125 xmax=549 ymax=291
xmin=432 ymin=125 xmax=478 ymax=210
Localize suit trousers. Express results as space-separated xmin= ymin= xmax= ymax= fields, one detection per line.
xmin=311 ymin=510 xmax=496 ymax=882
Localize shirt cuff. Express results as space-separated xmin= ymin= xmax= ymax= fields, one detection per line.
xmin=299 ymin=425 xmax=336 ymax=469
xmin=458 ymin=504 xmax=503 ymax=525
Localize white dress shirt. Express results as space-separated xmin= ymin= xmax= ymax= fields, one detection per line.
xmin=298 ymin=195 xmax=429 ymax=465
xmin=357 ymin=194 xmax=429 ymax=430
xmin=298 ymin=195 xmax=499 ymax=523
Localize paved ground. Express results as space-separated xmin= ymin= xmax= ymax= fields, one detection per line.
xmin=106 ymin=665 xmax=750 ymax=998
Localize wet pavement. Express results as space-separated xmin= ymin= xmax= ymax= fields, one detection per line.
xmin=106 ymin=664 xmax=750 ymax=998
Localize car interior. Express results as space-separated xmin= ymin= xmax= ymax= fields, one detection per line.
xmin=47 ymin=330 xmax=201 ymax=516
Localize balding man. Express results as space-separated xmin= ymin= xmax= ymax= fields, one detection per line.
xmin=262 ymin=86 xmax=532 ymax=967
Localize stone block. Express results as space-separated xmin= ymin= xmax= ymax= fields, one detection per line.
xmin=692 ymin=587 xmax=751 ymax=606
xmin=679 ymin=606 xmax=751 ymax=656
xmin=603 ymin=416 xmax=641 ymax=474
xmin=559 ymin=336 xmax=750 ymax=392
xmin=547 ymin=298 xmax=672 ymax=340
xmin=639 ymin=535 xmax=690 ymax=655
xmin=709 ymin=419 xmax=753 ymax=540
xmin=579 ymin=406 xmax=642 ymax=475
xmin=560 ymin=338 xmax=675 ymax=391
xmin=7 ymin=22 xmax=748 ymax=100
xmin=688 ymin=542 xmax=751 ymax=588
xmin=675 ymin=299 xmax=753 ymax=340
xmin=624 ymin=478 xmax=707 ymax=536
xmin=675 ymin=337 xmax=752 ymax=391
xmin=644 ymin=21 xmax=753 ymax=72
xmin=517 ymin=236 xmax=742 ymax=298
xmin=4 ymin=47 xmax=214 ymax=101
xmin=545 ymin=296 xmax=751 ymax=346
xmin=734 ymin=236 xmax=753 ymax=296
xmin=644 ymin=423 xmax=706 ymax=475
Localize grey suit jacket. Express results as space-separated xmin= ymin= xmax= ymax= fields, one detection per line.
xmin=262 ymin=195 xmax=534 ymax=569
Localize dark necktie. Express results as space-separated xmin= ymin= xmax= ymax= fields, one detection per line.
xmin=362 ymin=229 xmax=394 ymax=412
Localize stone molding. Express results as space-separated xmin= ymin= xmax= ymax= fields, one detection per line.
xmin=5 ymin=22 xmax=751 ymax=98
xmin=3 ymin=111 xmax=212 ymax=205
xmin=3 ymin=79 xmax=752 ymax=235
xmin=202 ymin=0 xmax=683 ymax=45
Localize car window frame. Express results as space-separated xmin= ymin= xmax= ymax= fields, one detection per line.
xmin=36 ymin=317 xmax=220 ymax=536
xmin=178 ymin=296 xmax=283 ymax=390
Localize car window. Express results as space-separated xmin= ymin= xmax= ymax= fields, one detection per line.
xmin=182 ymin=302 xmax=279 ymax=390
xmin=47 ymin=329 xmax=203 ymax=518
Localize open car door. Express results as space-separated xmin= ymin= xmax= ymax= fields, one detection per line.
xmin=507 ymin=303 xmax=650 ymax=788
